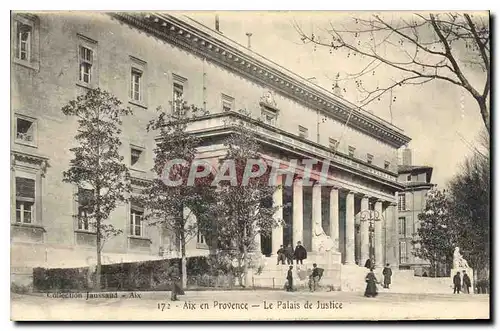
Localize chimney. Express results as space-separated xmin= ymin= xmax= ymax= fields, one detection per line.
xmin=332 ymin=81 xmax=342 ymax=98
xmin=332 ymin=73 xmax=342 ymax=97
xmin=246 ymin=32 xmax=253 ymax=49
xmin=215 ymin=15 xmax=220 ymax=32
xmin=402 ymin=148 xmax=412 ymax=166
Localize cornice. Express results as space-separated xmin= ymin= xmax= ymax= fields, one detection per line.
xmin=175 ymin=111 xmax=405 ymax=191
xmin=11 ymin=150 xmax=49 ymax=175
xmin=110 ymin=12 xmax=412 ymax=148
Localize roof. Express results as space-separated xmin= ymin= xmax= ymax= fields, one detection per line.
xmin=398 ymin=164 xmax=434 ymax=185
xmin=112 ymin=12 xmax=412 ymax=148
xmin=397 ymin=165 xmax=433 ymax=173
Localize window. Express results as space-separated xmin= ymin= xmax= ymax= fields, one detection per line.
xmin=172 ymin=74 xmax=187 ymax=113
xmin=367 ymin=153 xmax=373 ymax=164
xmin=129 ymin=56 xmax=147 ymax=106
xmin=15 ymin=116 xmax=35 ymax=144
xmin=173 ymin=82 xmax=184 ymax=112
xmin=79 ymin=46 xmax=93 ymax=84
xmin=77 ymin=188 xmax=94 ymax=231
xmin=399 ymin=241 xmax=408 ymax=264
xmin=221 ymin=94 xmax=234 ymax=112
xmin=384 ymin=161 xmax=390 ymax=170
xmin=13 ymin=15 xmax=39 ymax=70
xmin=329 ymin=138 xmax=338 ymax=151
xmin=130 ymin=204 xmax=144 ymax=237
xmin=398 ymin=193 xmax=406 ymax=211
xmin=348 ymin=146 xmax=356 ymax=158
xmin=298 ymin=126 xmax=308 ymax=139
xmin=130 ymin=69 xmax=142 ymax=101
xmin=406 ymin=174 xmax=412 ymax=182
xmin=261 ymin=108 xmax=277 ymax=126
xmin=130 ymin=147 xmax=143 ymax=167
xmin=15 ymin=177 xmax=35 ymax=224
xmin=16 ymin=22 xmax=32 ymax=61
xmin=398 ymin=217 xmax=406 ymax=236
xmin=197 ymin=229 xmax=205 ymax=244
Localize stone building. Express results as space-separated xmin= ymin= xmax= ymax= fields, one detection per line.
xmin=11 ymin=12 xmax=412 ymax=283
xmin=397 ymin=148 xmax=435 ymax=275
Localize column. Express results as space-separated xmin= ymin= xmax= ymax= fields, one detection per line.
xmin=345 ymin=191 xmax=355 ymax=264
xmin=271 ymin=176 xmax=283 ymax=255
xmin=329 ymin=187 xmax=339 ymax=252
xmin=359 ymin=195 xmax=370 ymax=265
xmin=292 ymin=178 xmax=303 ymax=246
xmin=374 ymin=199 xmax=384 ymax=267
xmin=254 ymin=224 xmax=262 ymax=254
xmin=311 ymin=182 xmax=322 ymax=251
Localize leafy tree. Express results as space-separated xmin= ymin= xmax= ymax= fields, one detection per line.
xmin=213 ymin=117 xmax=281 ymax=287
xmin=62 ymin=88 xmax=132 ymax=290
xmin=295 ymin=12 xmax=490 ymax=133
xmin=412 ymin=189 xmax=455 ymax=277
xmin=448 ymin=130 xmax=490 ymax=280
xmin=141 ymin=99 xmax=216 ymax=288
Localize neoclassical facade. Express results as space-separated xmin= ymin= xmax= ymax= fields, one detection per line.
xmin=11 ymin=12 xmax=411 ymax=282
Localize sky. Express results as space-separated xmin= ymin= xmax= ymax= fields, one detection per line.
xmin=185 ymin=11 xmax=488 ymax=187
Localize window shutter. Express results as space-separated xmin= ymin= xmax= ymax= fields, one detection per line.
xmin=78 ymin=188 xmax=93 ymax=206
xmin=16 ymin=177 xmax=35 ymax=199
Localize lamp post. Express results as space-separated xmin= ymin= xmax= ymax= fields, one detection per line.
xmin=359 ymin=202 xmax=383 ymax=266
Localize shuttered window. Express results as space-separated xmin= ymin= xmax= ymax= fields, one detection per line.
xmin=78 ymin=188 xmax=94 ymax=231
xmin=15 ymin=177 xmax=35 ymax=224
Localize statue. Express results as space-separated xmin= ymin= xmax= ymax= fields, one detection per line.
xmin=312 ymin=217 xmax=334 ymax=253
xmin=260 ymin=90 xmax=277 ymax=108
xmin=453 ymin=247 xmax=470 ymax=269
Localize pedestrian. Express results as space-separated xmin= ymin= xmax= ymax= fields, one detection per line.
xmin=453 ymin=271 xmax=461 ymax=294
xmin=364 ymin=268 xmax=378 ymax=297
xmin=286 ymin=266 xmax=293 ymax=292
xmin=311 ymin=263 xmax=321 ymax=292
xmin=169 ymin=263 xmax=182 ymax=301
xmin=462 ymin=270 xmax=471 ymax=294
xmin=276 ymin=245 xmax=286 ymax=265
xmin=364 ymin=258 xmax=372 ymax=269
xmin=285 ymin=244 xmax=294 ymax=265
xmin=294 ymin=241 xmax=307 ymax=265
xmin=382 ymin=263 xmax=392 ymax=289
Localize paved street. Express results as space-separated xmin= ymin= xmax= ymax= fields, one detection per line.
xmin=11 ymin=290 xmax=489 ymax=321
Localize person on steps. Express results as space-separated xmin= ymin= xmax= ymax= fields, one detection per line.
xmin=286 ymin=266 xmax=294 ymax=292
xmin=294 ymin=241 xmax=307 ymax=265
xmin=364 ymin=268 xmax=378 ymax=298
xmin=382 ymin=264 xmax=392 ymax=289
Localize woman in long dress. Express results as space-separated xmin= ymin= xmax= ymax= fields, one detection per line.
xmin=364 ymin=268 xmax=378 ymax=297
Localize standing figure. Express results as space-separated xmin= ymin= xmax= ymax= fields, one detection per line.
xmin=453 ymin=272 xmax=462 ymax=294
xmin=364 ymin=268 xmax=378 ymax=297
xmin=294 ymin=241 xmax=307 ymax=265
xmin=169 ymin=264 xmax=182 ymax=301
xmin=286 ymin=266 xmax=294 ymax=292
xmin=382 ymin=264 xmax=392 ymax=289
xmin=462 ymin=270 xmax=471 ymax=294
xmin=276 ymin=245 xmax=286 ymax=265
xmin=364 ymin=258 xmax=372 ymax=269
xmin=311 ymin=263 xmax=321 ymax=292
xmin=285 ymin=244 xmax=294 ymax=265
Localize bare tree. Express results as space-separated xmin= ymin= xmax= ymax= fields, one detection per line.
xmin=294 ymin=12 xmax=490 ymax=133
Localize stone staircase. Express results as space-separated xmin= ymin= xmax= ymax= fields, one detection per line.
xmin=251 ymin=255 xmax=341 ymax=290
xmin=251 ymin=256 xmax=454 ymax=294
xmin=343 ymin=265 xmax=454 ymax=294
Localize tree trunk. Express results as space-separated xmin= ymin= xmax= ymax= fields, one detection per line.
xmin=477 ymin=97 xmax=490 ymax=135
xmin=95 ymin=216 xmax=102 ymax=291
xmin=243 ymin=225 xmax=248 ymax=288
xmin=180 ymin=231 xmax=187 ymax=289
